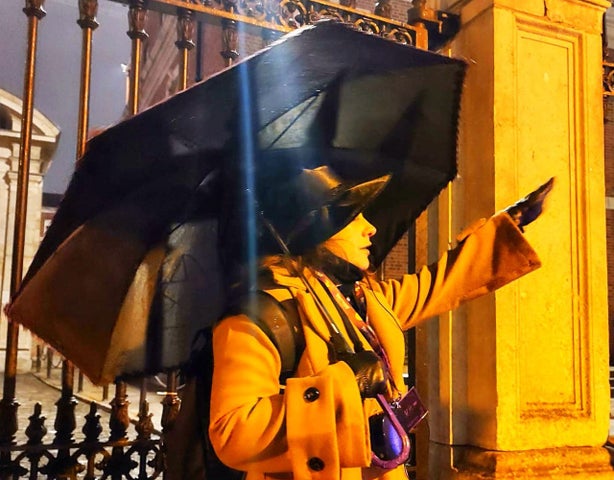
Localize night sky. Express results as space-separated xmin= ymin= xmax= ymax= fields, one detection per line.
xmin=0 ymin=0 xmax=131 ymax=194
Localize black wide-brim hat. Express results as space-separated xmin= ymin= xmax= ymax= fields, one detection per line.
xmin=255 ymin=148 xmax=391 ymax=255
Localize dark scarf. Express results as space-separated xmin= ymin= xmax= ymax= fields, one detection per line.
xmin=317 ymin=249 xmax=365 ymax=285
xmin=318 ymin=251 xmax=366 ymax=318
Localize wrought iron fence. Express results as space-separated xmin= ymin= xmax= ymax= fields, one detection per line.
xmin=1 ymin=0 xmax=460 ymax=478
xmin=604 ymin=59 xmax=614 ymax=97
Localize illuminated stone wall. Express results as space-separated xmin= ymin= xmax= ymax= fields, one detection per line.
xmin=422 ymin=0 xmax=613 ymax=477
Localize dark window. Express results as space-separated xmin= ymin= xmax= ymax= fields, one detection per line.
xmin=0 ymin=106 xmax=11 ymax=130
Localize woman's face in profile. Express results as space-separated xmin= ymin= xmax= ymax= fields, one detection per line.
xmin=322 ymin=213 xmax=376 ymax=271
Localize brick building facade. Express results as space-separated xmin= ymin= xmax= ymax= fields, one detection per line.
xmin=603 ymin=85 xmax=614 ymax=363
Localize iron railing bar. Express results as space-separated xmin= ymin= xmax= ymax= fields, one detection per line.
xmin=76 ymin=0 xmax=99 ymax=160
xmin=121 ymin=2 xmax=152 ymax=449
xmin=1 ymin=4 xmax=46 ymax=475
xmin=176 ymin=8 xmax=195 ymax=91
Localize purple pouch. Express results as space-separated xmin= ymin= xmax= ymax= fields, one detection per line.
xmin=393 ymin=386 xmax=428 ymax=433
xmin=369 ymin=387 xmax=428 ymax=469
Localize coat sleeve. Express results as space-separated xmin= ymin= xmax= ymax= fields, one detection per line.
xmin=209 ymin=314 xmax=370 ymax=477
xmin=370 ymin=212 xmax=541 ymax=330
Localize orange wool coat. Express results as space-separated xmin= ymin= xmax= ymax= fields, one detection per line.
xmin=209 ymin=213 xmax=541 ymax=480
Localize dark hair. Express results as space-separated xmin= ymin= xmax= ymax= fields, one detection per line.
xmin=259 ymin=244 xmax=369 ymax=285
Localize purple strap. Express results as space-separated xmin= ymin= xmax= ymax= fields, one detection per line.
xmin=371 ymin=394 xmax=411 ymax=469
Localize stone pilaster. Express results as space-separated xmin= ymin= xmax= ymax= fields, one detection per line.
xmin=421 ymin=0 xmax=613 ymax=477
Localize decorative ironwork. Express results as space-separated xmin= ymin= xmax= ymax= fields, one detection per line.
xmin=23 ymin=0 xmax=46 ymax=19
xmin=76 ymin=0 xmax=98 ymax=188
xmin=1 ymin=3 xmax=47 ymax=477
xmin=160 ymin=373 xmax=180 ymax=433
xmin=604 ymin=60 xmax=614 ymax=96
xmin=309 ymin=0 xmax=421 ymax=46
xmin=25 ymin=404 xmax=47 ymax=444
xmin=109 ymin=383 xmax=130 ymax=442
xmin=127 ymin=0 xmax=149 ymax=41
xmin=175 ymin=8 xmax=195 ymax=50
xmin=53 ymin=391 xmax=77 ymax=445
xmin=77 ymin=0 xmax=99 ymax=30
xmin=221 ymin=18 xmax=239 ymax=65
xmin=603 ymin=13 xmax=614 ymax=98
xmin=176 ymin=8 xmax=195 ymax=90
xmin=127 ymin=0 xmax=149 ymax=113
xmin=110 ymin=0 xmax=460 ymax=52
xmin=0 ymin=390 xmax=164 ymax=479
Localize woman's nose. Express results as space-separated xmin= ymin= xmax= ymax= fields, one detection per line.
xmin=363 ymin=217 xmax=376 ymax=237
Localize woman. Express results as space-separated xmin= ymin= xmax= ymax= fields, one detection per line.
xmin=208 ymin=165 xmax=553 ymax=480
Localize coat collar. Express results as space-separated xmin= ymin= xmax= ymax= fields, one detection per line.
xmin=268 ymin=263 xmax=313 ymax=291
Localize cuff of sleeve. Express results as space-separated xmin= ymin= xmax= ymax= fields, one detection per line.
xmin=472 ymin=212 xmax=541 ymax=292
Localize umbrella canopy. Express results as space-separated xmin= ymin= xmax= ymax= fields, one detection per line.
xmin=8 ymin=20 xmax=467 ymax=385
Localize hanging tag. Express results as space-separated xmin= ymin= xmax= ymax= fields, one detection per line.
xmin=392 ymin=386 xmax=428 ymax=433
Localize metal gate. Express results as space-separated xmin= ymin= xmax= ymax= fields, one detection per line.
xmin=0 ymin=1 xmax=460 ymax=478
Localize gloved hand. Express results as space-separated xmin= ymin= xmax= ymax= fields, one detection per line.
xmin=505 ymin=177 xmax=554 ymax=231
xmin=336 ymin=350 xmax=387 ymax=398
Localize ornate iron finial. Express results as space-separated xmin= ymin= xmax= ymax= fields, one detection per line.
xmin=135 ymin=400 xmax=155 ymax=440
xmin=53 ymin=362 xmax=78 ymax=445
xmin=374 ymin=0 xmax=391 ymax=19
xmin=77 ymin=0 xmax=99 ymax=30
xmin=53 ymin=394 xmax=78 ymax=445
xmin=128 ymin=0 xmax=149 ymax=41
xmin=23 ymin=0 xmax=46 ymax=19
xmin=25 ymin=403 xmax=47 ymax=445
xmin=221 ymin=19 xmax=239 ymax=64
xmin=82 ymin=402 xmax=103 ymax=442
xmin=161 ymin=392 xmax=181 ymax=432
xmin=109 ymin=382 xmax=130 ymax=441
xmin=280 ymin=0 xmax=306 ymax=29
xmin=176 ymin=8 xmax=196 ymax=50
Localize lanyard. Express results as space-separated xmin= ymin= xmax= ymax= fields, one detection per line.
xmin=312 ymin=270 xmax=400 ymax=394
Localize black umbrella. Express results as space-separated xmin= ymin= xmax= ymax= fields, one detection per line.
xmin=8 ymin=20 xmax=466 ymax=385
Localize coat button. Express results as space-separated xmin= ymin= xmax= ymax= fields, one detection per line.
xmin=307 ymin=457 xmax=325 ymax=471
xmin=303 ymin=387 xmax=320 ymax=402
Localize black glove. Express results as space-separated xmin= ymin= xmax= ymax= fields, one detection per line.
xmin=336 ymin=350 xmax=387 ymax=398
xmin=505 ymin=177 xmax=554 ymax=231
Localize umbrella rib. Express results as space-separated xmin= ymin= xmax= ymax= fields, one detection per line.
xmin=261 ymin=94 xmax=321 ymax=151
